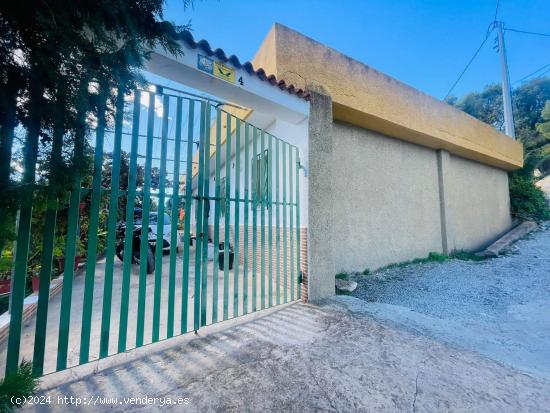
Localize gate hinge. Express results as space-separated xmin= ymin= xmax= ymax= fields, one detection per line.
xmin=297 ymin=272 xmax=303 ymax=284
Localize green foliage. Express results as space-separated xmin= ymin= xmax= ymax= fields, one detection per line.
xmin=0 ymin=361 xmax=39 ymax=413
xmin=452 ymin=250 xmax=485 ymax=261
xmin=361 ymin=268 xmax=370 ymax=275
xmin=335 ymin=272 xmax=348 ymax=280
xmin=449 ymin=78 xmax=550 ymax=221
xmin=0 ymin=247 xmax=13 ymax=280
xmin=509 ymin=174 xmax=550 ymax=221
xmin=376 ymin=252 xmax=449 ymax=272
xmin=449 ymin=78 xmax=550 ymax=176
xmin=0 ymin=1 xmax=191 ymax=254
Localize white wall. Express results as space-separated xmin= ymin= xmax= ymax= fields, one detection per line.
xmin=191 ymin=116 xmax=309 ymax=234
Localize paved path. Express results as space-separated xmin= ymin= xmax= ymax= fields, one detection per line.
xmin=353 ymin=224 xmax=550 ymax=381
xmin=0 ymin=245 xmax=286 ymax=375
xmin=21 ymin=297 xmax=550 ymax=412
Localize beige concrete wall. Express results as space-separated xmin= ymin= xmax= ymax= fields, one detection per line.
xmin=325 ymin=122 xmax=513 ymax=276
xmin=446 ymin=155 xmax=512 ymax=251
xmin=253 ymin=23 xmax=523 ymax=171
xmin=331 ymin=121 xmax=444 ymax=273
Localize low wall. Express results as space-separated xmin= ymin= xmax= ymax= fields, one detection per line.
xmin=307 ymin=91 xmax=513 ymax=301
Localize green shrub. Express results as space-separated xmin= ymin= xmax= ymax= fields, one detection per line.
xmin=0 ymin=361 xmax=39 ymax=413
xmin=335 ymin=272 xmax=348 ymax=280
xmin=425 ymin=252 xmax=448 ymax=263
xmin=509 ymin=174 xmax=550 ymax=221
xmin=361 ymin=268 xmax=370 ymax=275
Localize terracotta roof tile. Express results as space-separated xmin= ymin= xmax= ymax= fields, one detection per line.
xmin=178 ymin=31 xmax=310 ymax=101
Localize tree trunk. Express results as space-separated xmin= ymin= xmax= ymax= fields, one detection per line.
xmin=0 ymin=68 xmax=19 ymax=188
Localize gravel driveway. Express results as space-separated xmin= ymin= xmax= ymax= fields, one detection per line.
xmin=352 ymin=223 xmax=550 ymax=381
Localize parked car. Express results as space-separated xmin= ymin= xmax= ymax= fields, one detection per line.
xmin=115 ymin=209 xmax=179 ymax=274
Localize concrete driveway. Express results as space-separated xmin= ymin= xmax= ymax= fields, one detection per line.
xmin=21 ymin=297 xmax=550 ymax=412
xmin=0 ymin=245 xmax=273 ymax=375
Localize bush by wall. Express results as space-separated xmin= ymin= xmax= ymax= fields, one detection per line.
xmin=509 ymin=173 xmax=550 ymax=222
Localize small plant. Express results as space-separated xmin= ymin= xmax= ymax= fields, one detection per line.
xmin=0 ymin=361 xmax=39 ymax=412
xmin=335 ymin=272 xmax=348 ymax=280
xmin=425 ymin=252 xmax=448 ymax=263
xmin=0 ymin=248 xmax=13 ymax=281
xmin=361 ymin=268 xmax=370 ymax=275
xmin=453 ymin=250 xmax=485 ymax=261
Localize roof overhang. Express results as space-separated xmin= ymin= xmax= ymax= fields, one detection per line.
xmin=253 ymin=23 xmax=523 ymax=171
xmin=146 ymin=39 xmax=309 ymax=125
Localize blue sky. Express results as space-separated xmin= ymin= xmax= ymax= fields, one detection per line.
xmin=162 ymin=0 xmax=550 ymax=100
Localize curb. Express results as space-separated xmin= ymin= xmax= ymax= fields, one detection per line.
xmin=479 ymin=220 xmax=538 ymax=257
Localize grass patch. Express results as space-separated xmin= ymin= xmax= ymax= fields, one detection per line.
xmin=335 ymin=272 xmax=348 ymax=280
xmin=453 ymin=250 xmax=485 ymax=261
xmin=376 ymin=252 xmax=448 ymax=272
xmin=0 ymin=361 xmax=39 ymax=412
xmin=373 ymin=250 xmax=486 ymax=273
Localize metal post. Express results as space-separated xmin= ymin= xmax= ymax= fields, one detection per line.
xmin=496 ymin=22 xmax=516 ymax=139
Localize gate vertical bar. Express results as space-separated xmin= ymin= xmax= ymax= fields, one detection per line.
xmin=295 ymin=148 xmax=302 ymax=300
xmin=233 ymin=119 xmax=241 ymax=317
xmin=275 ymin=139 xmax=280 ymax=305
xmin=180 ymin=100 xmax=195 ymax=333
xmin=200 ymin=104 xmax=211 ymax=326
xmin=32 ymin=124 xmax=63 ymax=375
xmin=212 ymin=109 xmax=222 ymax=323
xmin=5 ymin=102 xmax=41 ymax=373
xmin=136 ymin=92 xmax=155 ymax=347
xmin=193 ymin=101 xmax=206 ymax=331
xmin=242 ymin=124 xmax=250 ymax=314
xmin=251 ymin=127 xmax=257 ymax=312
xmin=167 ymin=97 xmax=183 ymax=338
xmin=260 ymin=130 xmax=266 ymax=310
xmin=80 ymin=93 xmax=107 ymax=364
xmin=152 ymin=94 xmax=169 ymax=342
xmin=100 ymin=86 xmax=125 ymax=358
xmin=56 ymin=115 xmax=85 ymax=371
xmin=289 ymin=147 xmax=295 ymax=301
xmin=282 ymin=143 xmax=288 ymax=303
xmin=268 ymin=134 xmax=273 ymax=307
xmin=32 ymin=198 xmax=58 ymax=375
xmin=118 ymin=91 xmax=141 ymax=351
xmin=223 ymin=113 xmax=232 ymax=321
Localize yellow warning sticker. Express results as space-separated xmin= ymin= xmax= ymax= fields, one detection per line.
xmin=213 ymin=61 xmax=235 ymax=84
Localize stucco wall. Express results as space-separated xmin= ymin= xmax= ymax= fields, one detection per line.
xmin=331 ymin=122 xmax=443 ymax=273
xmin=447 ymin=155 xmax=512 ymax=251
xmin=323 ymin=121 xmax=513 ymax=278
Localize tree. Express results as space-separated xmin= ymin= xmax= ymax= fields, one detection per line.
xmin=449 ymin=77 xmax=550 ymax=221
xmin=0 ymin=1 xmax=190 ymax=253
xmin=449 ymin=77 xmax=550 ymax=176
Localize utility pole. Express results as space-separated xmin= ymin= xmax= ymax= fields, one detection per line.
xmin=495 ymin=21 xmax=516 ymax=139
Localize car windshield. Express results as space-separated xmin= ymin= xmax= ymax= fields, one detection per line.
xmin=149 ymin=213 xmax=170 ymax=225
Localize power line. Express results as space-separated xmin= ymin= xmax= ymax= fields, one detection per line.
xmin=505 ymin=27 xmax=550 ymax=38
xmin=443 ymin=26 xmax=494 ymax=100
xmin=513 ymin=63 xmax=550 ymax=85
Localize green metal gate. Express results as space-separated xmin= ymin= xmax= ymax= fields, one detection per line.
xmin=4 ymin=85 xmax=301 ymax=377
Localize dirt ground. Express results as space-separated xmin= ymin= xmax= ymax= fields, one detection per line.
xmin=352 ymin=224 xmax=550 ymax=381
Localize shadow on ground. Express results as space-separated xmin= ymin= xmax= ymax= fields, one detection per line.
xmin=25 ymin=298 xmax=550 ymax=412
